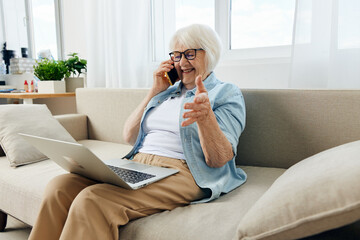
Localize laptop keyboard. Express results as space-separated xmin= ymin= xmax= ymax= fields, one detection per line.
xmin=107 ymin=165 xmax=156 ymax=184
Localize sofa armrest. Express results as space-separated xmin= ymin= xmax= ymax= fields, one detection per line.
xmin=55 ymin=114 xmax=88 ymax=141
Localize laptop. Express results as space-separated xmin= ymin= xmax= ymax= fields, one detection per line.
xmin=19 ymin=133 xmax=179 ymax=190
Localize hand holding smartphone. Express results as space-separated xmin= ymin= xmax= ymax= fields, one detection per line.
xmin=163 ymin=64 xmax=179 ymax=85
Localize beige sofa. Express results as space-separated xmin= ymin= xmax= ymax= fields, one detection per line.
xmin=0 ymin=88 xmax=360 ymax=240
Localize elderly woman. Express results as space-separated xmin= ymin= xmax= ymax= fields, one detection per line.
xmin=28 ymin=24 xmax=246 ymax=240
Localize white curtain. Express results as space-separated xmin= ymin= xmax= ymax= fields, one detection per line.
xmin=290 ymin=0 xmax=360 ymax=88
xmin=83 ymin=0 xmax=153 ymax=88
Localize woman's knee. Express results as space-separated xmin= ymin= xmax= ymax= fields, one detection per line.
xmin=69 ymin=184 xmax=103 ymax=213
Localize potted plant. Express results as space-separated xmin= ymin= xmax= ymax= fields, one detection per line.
xmin=33 ymin=59 xmax=67 ymax=93
xmin=64 ymin=53 xmax=87 ymax=92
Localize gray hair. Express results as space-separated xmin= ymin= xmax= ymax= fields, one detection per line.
xmin=169 ymin=24 xmax=222 ymax=73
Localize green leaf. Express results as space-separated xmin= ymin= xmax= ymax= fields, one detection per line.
xmin=64 ymin=52 xmax=87 ymax=77
xmin=33 ymin=59 xmax=67 ymax=80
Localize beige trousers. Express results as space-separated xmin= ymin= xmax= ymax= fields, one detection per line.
xmin=28 ymin=153 xmax=206 ymax=240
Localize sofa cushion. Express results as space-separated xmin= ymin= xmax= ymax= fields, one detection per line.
xmin=76 ymin=88 xmax=149 ymax=144
xmin=234 ymin=140 xmax=360 ymax=240
xmin=0 ymin=156 xmax=66 ymax=225
xmin=0 ymin=139 xmax=133 ymax=226
xmin=237 ymin=89 xmax=360 ymax=168
xmin=54 ymin=114 xmax=88 ymax=141
xmin=119 ymin=166 xmax=286 ymax=240
xmin=0 ymin=105 xmax=77 ymax=167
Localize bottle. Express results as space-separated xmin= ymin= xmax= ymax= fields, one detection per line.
xmin=30 ymin=80 xmax=34 ymax=92
xmin=24 ymin=80 xmax=29 ymax=92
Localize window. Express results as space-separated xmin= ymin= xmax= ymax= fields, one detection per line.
xmin=175 ymin=0 xmax=215 ymax=30
xmin=26 ymin=0 xmax=63 ymax=60
xmin=0 ymin=0 xmax=28 ymax=57
xmin=0 ymin=0 xmax=63 ymax=60
xmin=337 ymin=0 xmax=360 ymax=49
xmin=152 ymin=0 xmax=297 ymax=62
xmin=30 ymin=0 xmax=59 ymax=59
xmin=231 ymin=0 xmax=296 ymax=49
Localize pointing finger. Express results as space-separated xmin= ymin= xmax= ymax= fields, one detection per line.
xmin=195 ymin=75 xmax=207 ymax=94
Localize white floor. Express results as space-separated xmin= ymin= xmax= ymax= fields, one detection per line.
xmin=0 ymin=216 xmax=31 ymax=240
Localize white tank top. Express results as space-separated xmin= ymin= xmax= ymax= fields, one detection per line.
xmin=138 ymin=88 xmax=187 ymax=160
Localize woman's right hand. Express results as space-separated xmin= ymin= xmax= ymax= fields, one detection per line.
xmin=123 ymin=60 xmax=175 ymax=145
xmin=151 ymin=59 xmax=175 ymax=96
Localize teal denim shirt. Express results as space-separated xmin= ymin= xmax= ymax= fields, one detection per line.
xmin=124 ymin=72 xmax=247 ymax=203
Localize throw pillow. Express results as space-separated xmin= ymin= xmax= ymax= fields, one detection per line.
xmin=235 ymin=140 xmax=360 ymax=240
xmin=0 ymin=104 xmax=77 ymax=167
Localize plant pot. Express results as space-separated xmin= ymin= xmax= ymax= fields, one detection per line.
xmin=65 ymin=77 xmax=84 ymax=92
xmin=37 ymin=80 xmax=66 ymax=93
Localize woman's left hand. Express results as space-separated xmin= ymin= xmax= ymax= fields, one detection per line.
xmin=182 ymin=75 xmax=234 ymax=168
xmin=182 ymin=75 xmax=211 ymax=127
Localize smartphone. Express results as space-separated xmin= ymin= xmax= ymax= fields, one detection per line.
xmin=164 ymin=65 xmax=179 ymax=85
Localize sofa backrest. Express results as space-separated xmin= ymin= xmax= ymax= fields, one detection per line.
xmin=237 ymin=89 xmax=360 ymax=168
xmin=76 ymin=88 xmax=360 ymax=169
xmin=76 ymin=88 xmax=149 ymax=145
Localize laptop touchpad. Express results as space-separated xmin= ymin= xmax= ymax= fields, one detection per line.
xmin=122 ymin=163 xmax=151 ymax=171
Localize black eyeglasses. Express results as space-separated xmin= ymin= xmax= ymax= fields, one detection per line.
xmin=169 ymin=48 xmax=203 ymax=62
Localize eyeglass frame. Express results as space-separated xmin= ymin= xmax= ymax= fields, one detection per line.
xmin=169 ymin=48 xmax=204 ymax=62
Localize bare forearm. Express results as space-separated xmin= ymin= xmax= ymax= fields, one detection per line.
xmin=197 ymin=111 xmax=234 ymax=168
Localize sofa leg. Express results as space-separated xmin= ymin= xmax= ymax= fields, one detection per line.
xmin=0 ymin=210 xmax=7 ymax=232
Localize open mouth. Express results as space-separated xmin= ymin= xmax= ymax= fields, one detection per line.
xmin=182 ymin=68 xmax=194 ymax=74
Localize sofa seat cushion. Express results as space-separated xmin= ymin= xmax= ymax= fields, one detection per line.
xmin=234 ymin=140 xmax=360 ymax=240
xmin=119 ymin=166 xmax=286 ymax=240
xmin=0 ymin=156 xmax=65 ymax=226
xmin=0 ymin=140 xmax=133 ymax=226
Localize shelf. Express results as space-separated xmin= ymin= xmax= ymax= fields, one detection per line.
xmin=0 ymin=92 xmax=75 ymax=104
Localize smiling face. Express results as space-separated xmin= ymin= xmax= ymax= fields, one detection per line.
xmin=173 ymin=45 xmax=210 ymax=90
